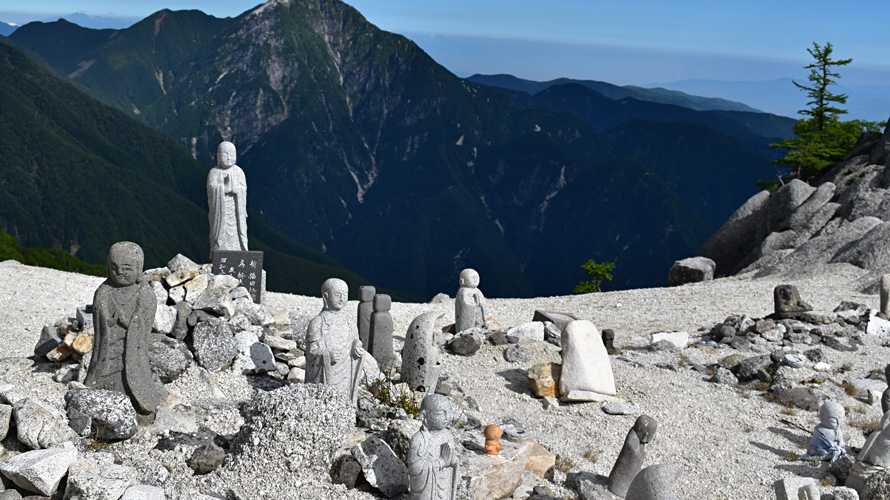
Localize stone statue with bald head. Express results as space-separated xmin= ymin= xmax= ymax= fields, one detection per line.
xmin=408 ymin=394 xmax=459 ymax=500
xmin=84 ymin=242 xmax=166 ymax=425
xmin=305 ymin=278 xmax=365 ymax=404
xmin=455 ymin=268 xmax=487 ymax=334
xmin=207 ymin=141 xmax=248 ymax=253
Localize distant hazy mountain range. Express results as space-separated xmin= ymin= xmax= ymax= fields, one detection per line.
xmin=0 ymin=22 xmax=16 ymax=37
xmin=5 ymin=0 xmax=793 ymax=299
xmin=645 ymin=78 xmax=890 ymax=123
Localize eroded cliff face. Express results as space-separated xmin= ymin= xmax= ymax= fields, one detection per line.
xmin=701 ymin=122 xmax=890 ymax=292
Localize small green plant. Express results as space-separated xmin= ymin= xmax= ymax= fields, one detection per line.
xmin=786 ymin=451 xmax=799 ymax=461
xmin=756 ymin=178 xmax=780 ymax=193
xmin=573 ymin=259 xmax=616 ymax=294
xmin=850 ymin=417 xmax=880 ymax=434
xmin=86 ymin=426 xmax=109 ymax=451
xmin=554 ymin=455 xmax=575 ymax=473
xmin=582 ymin=450 xmax=597 ymax=463
xmin=781 ymin=407 xmax=797 ymax=416
xmin=367 ymin=376 xmax=420 ymax=418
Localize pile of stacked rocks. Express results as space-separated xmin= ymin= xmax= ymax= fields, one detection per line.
xmin=36 ymin=254 xmax=300 ymax=388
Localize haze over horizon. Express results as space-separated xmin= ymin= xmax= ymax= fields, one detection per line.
xmin=2 ymin=0 xmax=889 ymax=120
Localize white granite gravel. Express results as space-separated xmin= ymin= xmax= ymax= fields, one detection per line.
xmin=1 ymin=259 xmax=888 ymax=499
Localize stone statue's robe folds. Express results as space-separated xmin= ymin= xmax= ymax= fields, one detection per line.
xmin=207 ymin=165 xmax=248 ymax=252
xmin=454 ymin=288 xmax=485 ymax=333
xmin=408 ymin=429 xmax=455 ymax=500
xmin=84 ymin=280 xmax=164 ymax=415
xmin=305 ymin=310 xmax=362 ymax=402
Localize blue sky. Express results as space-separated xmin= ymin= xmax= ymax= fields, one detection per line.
xmin=3 ymin=0 xmax=889 ymax=88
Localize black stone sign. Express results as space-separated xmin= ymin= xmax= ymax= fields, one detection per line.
xmin=212 ymin=250 xmax=264 ymax=303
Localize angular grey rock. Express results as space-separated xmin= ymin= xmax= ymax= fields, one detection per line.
xmin=863 ymin=468 xmax=890 ymax=500
xmin=167 ymin=254 xmax=200 ymax=273
xmin=733 ymin=355 xmax=772 ymax=382
xmin=34 ymin=324 xmax=62 ymax=359
xmin=232 ymin=297 xmax=273 ymax=326
xmin=0 ymin=442 xmax=78 ymax=496
xmin=650 ymin=331 xmax=688 ymax=349
xmin=532 ymin=311 xmax=579 ymax=333
xmin=172 ymin=302 xmax=192 ymax=338
xmin=351 ymin=435 xmax=409 ymax=498
xmin=832 ymin=487 xmax=860 ymax=500
xmin=330 ymin=454 xmax=362 ymax=488
xmin=446 ymin=332 xmax=482 ymax=356
xmin=783 ymin=353 xmax=807 ymax=368
xmin=774 ymin=477 xmax=817 ymax=500
xmin=262 ymin=334 xmax=296 ymax=352
xmin=192 ymin=283 xmax=235 ymax=318
xmin=14 ymin=398 xmax=77 ymax=449
xmin=602 ymin=402 xmax=638 ymax=415
xmin=787 ymin=182 xmax=836 ymax=230
xmin=709 ymin=367 xmax=739 ymax=385
xmin=0 ymin=404 xmax=10 ymax=441
xmin=504 ymin=345 xmax=532 ymax=364
xmin=833 ymin=221 xmax=890 ymax=272
xmin=120 ymin=485 xmax=167 ymax=500
xmin=192 ymin=317 xmax=237 ymax=372
xmin=401 ymin=312 xmax=444 ymax=393
xmin=625 ymin=463 xmax=682 ymax=500
xmin=559 ymin=320 xmax=615 ymax=398
xmin=382 ymin=418 xmax=422 ymax=463
xmin=150 ymin=336 xmax=192 ymax=383
xmin=506 ymin=322 xmax=545 ymax=342
xmin=866 ymin=314 xmax=890 ymax=337
xmin=153 ymin=304 xmax=177 ymax=335
xmin=665 ymin=256 xmax=715 ymax=286
xmin=64 ymin=462 xmax=138 ymax=500
xmin=230 ymin=329 xmax=276 ymax=374
xmin=188 ymin=443 xmax=226 ymax=475
xmin=65 ymin=389 xmax=137 ymax=441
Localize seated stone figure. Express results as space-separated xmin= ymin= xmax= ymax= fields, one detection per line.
xmin=306 ymin=278 xmax=365 ymax=404
xmin=608 ymin=415 xmax=657 ymax=497
xmin=801 ymin=400 xmax=850 ymax=462
xmin=774 ymin=284 xmax=812 ymax=319
xmin=84 ymin=242 xmax=166 ymax=425
xmin=846 ymin=411 xmax=890 ymax=494
xmin=455 ymin=269 xmax=487 ymax=333
xmin=408 ymin=394 xmax=459 ymax=500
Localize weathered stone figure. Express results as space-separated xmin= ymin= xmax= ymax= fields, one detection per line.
xmin=846 ymin=411 xmax=890 ymax=493
xmin=401 ymin=311 xmax=444 ymax=393
xmin=608 ymin=415 xmax=657 ymax=497
xmin=84 ymin=242 xmax=166 ymax=425
xmin=881 ymin=274 xmax=890 ymax=317
xmin=408 ymin=394 xmax=459 ymax=500
xmin=455 ymin=268 xmax=487 ymax=333
xmin=368 ymin=294 xmax=394 ymax=370
xmin=558 ymin=320 xmax=616 ymax=400
xmin=882 ymin=363 xmax=890 ymax=414
xmin=207 ymin=141 xmax=248 ymax=253
xmin=773 ymin=284 xmax=812 ymax=319
xmin=801 ymin=400 xmax=849 ymax=462
xmin=306 ymin=278 xmax=365 ymax=404
xmin=357 ymin=285 xmax=376 ymax=349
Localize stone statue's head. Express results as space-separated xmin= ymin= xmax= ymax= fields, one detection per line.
xmin=819 ymin=401 xmax=845 ymax=429
xmin=420 ymin=394 xmax=453 ymax=431
xmin=217 ymin=141 xmax=237 ymax=169
xmin=321 ymin=278 xmax=348 ymax=312
xmin=797 ymin=484 xmax=818 ymax=500
xmin=633 ymin=415 xmax=657 ymax=444
xmin=459 ymin=268 xmax=479 ymax=288
xmin=106 ymin=241 xmax=144 ymax=287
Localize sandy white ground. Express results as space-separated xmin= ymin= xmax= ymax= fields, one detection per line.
xmin=1 ymin=258 xmax=887 ymax=499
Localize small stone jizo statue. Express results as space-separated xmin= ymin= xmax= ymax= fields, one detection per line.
xmin=455 ymin=268 xmax=487 ymax=334
xmin=306 ymin=278 xmax=365 ymax=404
xmin=357 ymin=285 xmax=376 ymax=349
xmin=483 ymin=424 xmax=505 ymax=456
xmin=773 ymin=284 xmax=812 ymax=319
xmin=846 ymin=411 xmax=890 ymax=493
xmin=369 ymin=294 xmax=394 ymax=370
xmin=408 ymin=394 xmax=459 ymax=500
xmin=84 ymin=242 xmax=166 ymax=425
xmin=207 ymin=141 xmax=248 ymax=253
xmin=801 ymin=400 xmax=850 ymax=462
xmin=608 ymin=415 xmax=657 ymax=497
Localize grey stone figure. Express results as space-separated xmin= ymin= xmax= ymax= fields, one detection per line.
xmin=773 ymin=284 xmax=812 ymax=319
xmin=846 ymin=411 xmax=890 ymax=494
xmin=797 ymin=483 xmax=819 ymax=500
xmin=207 ymin=141 xmax=248 ymax=253
xmin=882 ymin=363 xmax=890 ymax=414
xmin=401 ymin=311 xmax=444 ymax=393
xmin=625 ymin=463 xmax=682 ymax=500
xmin=801 ymin=400 xmax=850 ymax=462
xmin=305 ymin=278 xmax=365 ymax=404
xmin=881 ymin=274 xmax=890 ymax=317
xmin=454 ymin=269 xmax=487 ymax=334
xmin=357 ymin=285 xmax=376 ymax=350
xmin=84 ymin=242 xmax=166 ymax=425
xmin=369 ymin=294 xmax=394 ymax=370
xmin=608 ymin=415 xmax=657 ymax=497
xmin=408 ymin=394 xmax=459 ymax=500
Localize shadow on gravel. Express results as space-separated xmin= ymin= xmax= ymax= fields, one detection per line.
xmin=496 ymin=368 xmax=531 ymax=396
xmin=769 ymin=425 xmax=810 ymax=447
xmin=774 ymin=462 xmax=822 ymax=476
xmin=750 ymin=440 xmax=793 ymax=458
xmin=245 ymin=374 xmax=289 ymax=392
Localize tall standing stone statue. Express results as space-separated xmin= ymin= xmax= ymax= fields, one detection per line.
xmin=207 ymin=141 xmax=248 ymax=253
xmin=84 ymin=242 xmax=166 ymax=425
xmin=558 ymin=320 xmax=616 ymax=401
xmin=368 ymin=294 xmax=394 ymax=370
xmin=408 ymin=394 xmax=459 ymax=500
xmin=608 ymin=415 xmax=657 ymax=497
xmin=306 ymin=278 xmax=365 ymax=404
xmin=801 ymin=400 xmax=850 ymax=462
xmin=455 ymin=269 xmax=487 ymax=334
xmin=357 ymin=285 xmax=376 ymax=350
